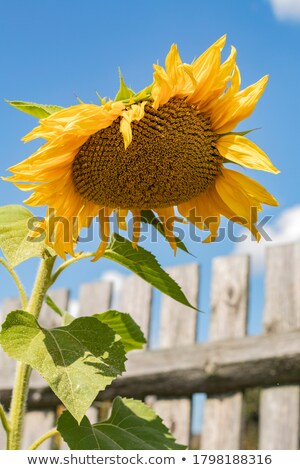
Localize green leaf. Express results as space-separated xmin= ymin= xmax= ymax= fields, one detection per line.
xmin=0 ymin=311 xmax=126 ymax=422
xmin=94 ymin=310 xmax=146 ymax=352
xmin=115 ymin=69 xmax=135 ymax=102
xmin=0 ymin=205 xmax=54 ymax=267
xmin=6 ymin=100 xmax=63 ymax=118
xmin=141 ymin=210 xmax=192 ymax=256
xmin=104 ymin=233 xmax=196 ymax=310
xmin=57 ymin=397 xmax=186 ymax=450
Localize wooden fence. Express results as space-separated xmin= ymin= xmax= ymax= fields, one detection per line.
xmin=0 ymin=242 xmax=300 ymax=450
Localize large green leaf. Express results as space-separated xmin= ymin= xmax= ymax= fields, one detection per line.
xmin=104 ymin=233 xmax=196 ymax=310
xmin=0 ymin=311 xmax=126 ymax=422
xmin=57 ymin=397 xmax=186 ymax=450
xmin=94 ymin=310 xmax=146 ymax=352
xmin=140 ymin=210 xmax=192 ymax=255
xmin=6 ymin=100 xmax=63 ymax=118
xmin=0 ymin=205 xmax=53 ymax=266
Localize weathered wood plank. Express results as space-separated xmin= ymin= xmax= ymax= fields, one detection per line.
xmin=202 ymin=255 xmax=249 ymax=449
xmin=22 ymin=411 xmax=56 ymax=450
xmin=119 ymin=275 xmax=152 ymax=341
xmin=263 ymin=243 xmax=300 ymax=334
xmin=259 ymin=243 xmax=300 ymax=450
xmin=39 ymin=288 xmax=70 ymax=328
xmin=79 ymin=280 xmax=112 ymax=316
xmin=1 ymin=330 xmax=300 ymax=406
xmin=150 ymin=264 xmax=199 ymax=446
xmin=259 ymin=385 xmax=300 ymax=450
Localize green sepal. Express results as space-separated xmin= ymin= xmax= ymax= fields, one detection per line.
xmin=96 ymin=92 xmax=107 ymax=105
xmin=221 ymin=128 xmax=259 ymax=137
xmin=115 ymin=68 xmax=135 ymax=102
xmin=131 ymin=83 xmax=154 ymax=103
xmin=6 ymin=100 xmax=63 ymax=118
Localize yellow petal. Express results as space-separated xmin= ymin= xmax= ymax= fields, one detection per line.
xmin=155 ymin=207 xmax=177 ymax=254
xmin=117 ymin=209 xmax=128 ymax=230
xmin=191 ymin=35 xmax=226 ymax=79
xmin=187 ymin=46 xmax=222 ymax=105
xmin=131 ymin=210 xmax=141 ymax=250
xmin=215 ymin=170 xmax=260 ymax=222
xmin=93 ymin=207 xmax=113 ymax=261
xmin=217 ymin=134 xmax=279 ymax=174
xmin=120 ymin=102 xmax=146 ymax=149
xmin=152 ymin=67 xmax=173 ymax=108
xmin=165 ymin=44 xmax=183 ymax=86
xmin=212 ymin=75 xmax=268 ymax=133
xmin=222 ymin=168 xmax=279 ymax=207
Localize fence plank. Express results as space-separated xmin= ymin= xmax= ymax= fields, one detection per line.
xmin=202 ymin=255 xmax=249 ymax=449
xmin=22 ymin=411 xmax=56 ymax=450
xmin=40 ymin=288 xmax=70 ymax=328
xmin=150 ymin=264 xmax=199 ymax=446
xmin=79 ymin=280 xmax=112 ymax=316
xmin=119 ymin=275 xmax=152 ymax=341
xmin=259 ymin=243 xmax=300 ymax=450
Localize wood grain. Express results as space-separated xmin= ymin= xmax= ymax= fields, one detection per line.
xmin=259 ymin=243 xmax=300 ymax=450
xmin=202 ymin=255 xmax=249 ymax=449
xmin=150 ymin=264 xmax=199 ymax=446
xmin=119 ymin=275 xmax=152 ymax=342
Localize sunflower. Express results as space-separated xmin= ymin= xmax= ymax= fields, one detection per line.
xmin=5 ymin=35 xmax=279 ymax=260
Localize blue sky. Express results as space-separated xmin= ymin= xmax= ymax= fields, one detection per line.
xmin=0 ymin=0 xmax=299 ymax=341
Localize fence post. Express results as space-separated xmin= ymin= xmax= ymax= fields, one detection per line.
xmin=149 ymin=263 xmax=199 ymax=446
xmin=259 ymin=243 xmax=300 ymax=450
xmin=119 ymin=275 xmax=152 ymax=342
xmin=201 ymin=255 xmax=249 ymax=449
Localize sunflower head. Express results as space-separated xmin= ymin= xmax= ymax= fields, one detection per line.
xmin=5 ymin=35 xmax=279 ymax=260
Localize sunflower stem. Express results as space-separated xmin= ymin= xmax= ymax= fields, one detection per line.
xmin=0 ymin=258 xmax=27 ymax=309
xmin=28 ymin=428 xmax=59 ymax=450
xmin=8 ymin=255 xmax=56 ymax=450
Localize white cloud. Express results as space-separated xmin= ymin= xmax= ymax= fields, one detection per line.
xmin=268 ymin=0 xmax=300 ymax=21
xmin=232 ymin=204 xmax=300 ymax=272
